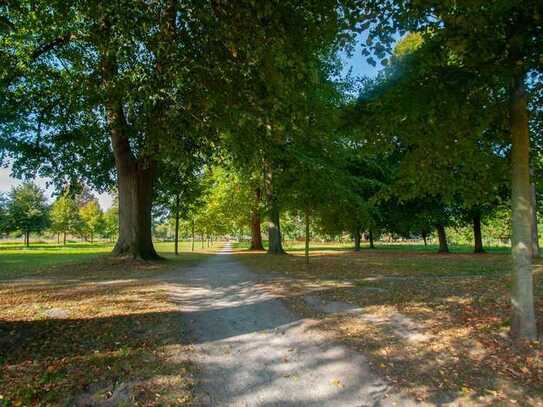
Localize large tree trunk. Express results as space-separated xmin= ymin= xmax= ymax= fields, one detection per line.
xmin=369 ymin=228 xmax=375 ymax=249
xmin=510 ymin=72 xmax=537 ymax=341
xmin=422 ymin=230 xmax=428 ymax=246
xmin=353 ymin=227 xmax=361 ymax=252
xmin=174 ymin=193 xmax=180 ymax=256
xmin=530 ymin=179 xmax=539 ymax=258
xmin=267 ymin=203 xmax=285 ymax=254
xmin=101 ymin=49 xmax=159 ymax=261
xmin=436 ymin=224 xmax=449 ymax=253
xmin=249 ymin=188 xmax=264 ymax=251
xmin=473 ymin=212 xmax=484 ymax=253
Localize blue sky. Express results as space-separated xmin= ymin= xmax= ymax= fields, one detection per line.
xmin=0 ymin=40 xmax=384 ymax=210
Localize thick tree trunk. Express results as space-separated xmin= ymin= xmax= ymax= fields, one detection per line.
xmin=101 ymin=47 xmax=159 ymax=260
xmin=473 ymin=212 xmax=484 ymax=253
xmin=436 ymin=224 xmax=449 ymax=253
xmin=353 ymin=227 xmax=361 ymax=252
xmin=422 ymin=230 xmax=427 ymax=246
xmin=530 ymin=180 xmax=539 ymax=257
xmin=267 ymin=204 xmax=285 ymax=254
xmin=304 ymin=209 xmax=310 ymax=265
xmin=174 ymin=193 xmax=180 ymax=256
xmin=249 ymin=188 xmax=264 ymax=251
xmin=111 ymin=161 xmax=159 ymax=260
xmin=369 ymin=229 xmax=375 ymax=249
xmin=510 ymin=73 xmax=537 ymax=341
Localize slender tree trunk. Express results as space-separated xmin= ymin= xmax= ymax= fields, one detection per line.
xmin=57 ymin=233 xmax=60 ymax=244
xmin=174 ymin=193 xmax=180 ymax=256
xmin=353 ymin=227 xmax=361 ymax=252
xmin=249 ymin=188 xmax=265 ymax=251
xmin=90 ymin=232 xmax=94 ymax=244
xmin=510 ymin=72 xmax=537 ymax=341
xmin=369 ymin=228 xmax=375 ymax=249
xmin=63 ymin=231 xmax=66 ymax=245
xmin=436 ymin=224 xmax=449 ymax=253
xmin=25 ymin=231 xmax=29 ymax=247
xmin=473 ymin=212 xmax=484 ymax=254
xmin=101 ymin=45 xmax=159 ymax=261
xmin=201 ymin=234 xmax=204 ymax=249
xmin=422 ymin=230 xmax=427 ymax=246
xmin=191 ymin=220 xmax=195 ymax=252
xmin=304 ymin=208 xmax=310 ymax=265
xmin=530 ymin=179 xmax=539 ymax=257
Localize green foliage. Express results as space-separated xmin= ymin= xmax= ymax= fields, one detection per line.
xmin=50 ymin=193 xmax=82 ymax=240
xmin=5 ymin=183 xmax=50 ymax=238
xmin=79 ymin=200 xmax=104 ymax=242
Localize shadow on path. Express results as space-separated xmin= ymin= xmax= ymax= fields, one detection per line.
xmin=171 ymin=243 xmax=418 ymax=407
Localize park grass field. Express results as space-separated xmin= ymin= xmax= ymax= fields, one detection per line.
xmin=0 ymin=241 xmax=218 ymax=406
xmin=233 ymin=244 xmax=543 ymax=406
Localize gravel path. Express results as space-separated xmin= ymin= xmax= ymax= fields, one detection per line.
xmin=171 ymin=243 xmax=418 ymax=407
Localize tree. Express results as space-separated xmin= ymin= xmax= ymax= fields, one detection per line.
xmin=2 ymin=1 xmax=352 ymax=260
xmin=6 ymin=183 xmax=49 ymax=246
xmin=355 ymin=0 xmax=542 ymax=341
xmin=50 ymin=193 xmax=82 ymax=244
xmin=79 ymin=200 xmax=104 ymax=243
xmin=103 ymin=202 xmax=119 ymax=242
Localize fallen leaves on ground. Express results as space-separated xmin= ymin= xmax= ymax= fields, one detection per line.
xmin=235 ymin=248 xmax=543 ymax=407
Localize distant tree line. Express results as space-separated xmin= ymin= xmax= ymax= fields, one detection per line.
xmin=0 ymin=183 xmax=118 ymax=246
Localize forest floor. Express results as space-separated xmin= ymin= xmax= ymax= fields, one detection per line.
xmin=0 ymin=241 xmax=213 ymax=406
xmin=234 ymin=244 xmax=543 ymax=406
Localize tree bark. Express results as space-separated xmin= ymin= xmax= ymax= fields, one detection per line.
xmin=57 ymin=233 xmax=60 ymax=244
xmin=249 ymin=188 xmax=265 ymax=251
xmin=422 ymin=230 xmax=427 ymax=246
xmin=101 ymin=49 xmax=159 ymax=260
xmin=267 ymin=203 xmax=285 ymax=254
xmin=63 ymin=231 xmax=66 ymax=245
xmin=174 ymin=193 xmax=180 ymax=256
xmin=25 ymin=231 xmax=29 ymax=247
xmin=530 ymin=179 xmax=539 ymax=257
xmin=369 ymin=228 xmax=375 ymax=249
xmin=436 ymin=224 xmax=449 ymax=253
xmin=510 ymin=72 xmax=537 ymax=341
xmin=353 ymin=227 xmax=361 ymax=252
xmin=473 ymin=212 xmax=484 ymax=253
xmin=304 ymin=208 xmax=310 ymax=265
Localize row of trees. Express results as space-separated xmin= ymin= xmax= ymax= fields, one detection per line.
xmin=0 ymin=183 xmax=117 ymax=246
xmin=1 ymin=1 xmax=541 ymax=342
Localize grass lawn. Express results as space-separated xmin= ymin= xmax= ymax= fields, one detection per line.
xmin=233 ymin=242 xmax=543 ymax=406
xmin=0 ymin=240 xmax=218 ymax=406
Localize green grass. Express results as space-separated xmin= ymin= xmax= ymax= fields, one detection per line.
xmin=232 ymin=239 xmax=511 ymax=254
xmin=0 ymin=240 xmax=213 ymax=279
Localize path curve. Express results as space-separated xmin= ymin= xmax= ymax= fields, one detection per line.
xmin=171 ymin=243 xmax=418 ymax=406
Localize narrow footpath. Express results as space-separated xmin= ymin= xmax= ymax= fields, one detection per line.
xmin=170 ymin=243 xmax=418 ymax=407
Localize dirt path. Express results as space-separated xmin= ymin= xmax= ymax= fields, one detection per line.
xmin=171 ymin=243 xmax=418 ymax=406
